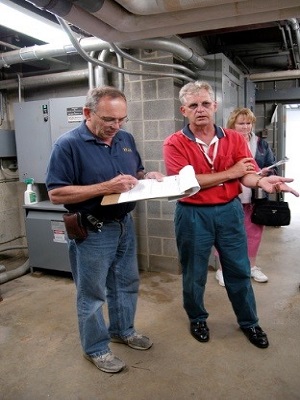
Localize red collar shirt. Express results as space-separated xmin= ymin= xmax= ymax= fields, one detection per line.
xmin=163 ymin=124 xmax=259 ymax=205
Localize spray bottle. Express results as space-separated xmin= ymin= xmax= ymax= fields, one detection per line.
xmin=24 ymin=178 xmax=38 ymax=205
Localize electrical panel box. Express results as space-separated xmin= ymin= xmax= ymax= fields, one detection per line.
xmin=199 ymin=53 xmax=245 ymax=126
xmin=13 ymin=96 xmax=85 ymax=183
xmin=0 ymin=129 xmax=16 ymax=157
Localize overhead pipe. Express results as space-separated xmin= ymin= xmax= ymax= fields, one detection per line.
xmin=0 ymin=69 xmax=89 ymax=90
xmin=248 ymin=69 xmax=300 ymax=82
xmin=109 ymin=42 xmax=197 ymax=79
xmin=285 ymin=23 xmax=298 ymax=69
xmin=95 ymin=49 xmax=111 ymax=88
xmin=278 ymin=23 xmax=289 ymax=52
xmin=114 ymin=52 xmax=125 ymax=92
xmin=111 ymin=0 xmax=244 ymax=15
xmin=80 ymin=0 xmax=298 ymax=34
xmin=26 ymin=0 xmax=300 ymax=42
xmin=287 ymin=18 xmax=300 ymax=68
xmin=56 ymin=17 xmax=194 ymax=82
xmin=0 ymin=36 xmax=206 ymax=71
xmin=88 ymin=51 xmax=96 ymax=89
xmin=94 ymin=49 xmax=124 ymax=91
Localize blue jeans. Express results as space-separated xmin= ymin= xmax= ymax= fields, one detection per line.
xmin=175 ymin=199 xmax=258 ymax=329
xmin=68 ymin=214 xmax=139 ymax=357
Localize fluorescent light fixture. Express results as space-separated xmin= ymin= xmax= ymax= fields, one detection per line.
xmin=0 ymin=0 xmax=70 ymax=45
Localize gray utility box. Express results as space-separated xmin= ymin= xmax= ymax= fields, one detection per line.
xmin=200 ymin=53 xmax=247 ymax=126
xmin=14 ymin=96 xmax=85 ymax=183
xmin=24 ymin=201 xmax=70 ymax=273
xmin=0 ymin=129 xmax=17 ymax=157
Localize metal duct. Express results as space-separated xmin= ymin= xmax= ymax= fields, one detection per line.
xmin=113 ymin=0 xmax=249 ymax=15
xmin=84 ymin=0 xmax=299 ymax=34
xmin=0 ymin=36 xmax=206 ymax=70
xmin=26 ymin=0 xmax=74 ymax=17
xmin=26 ymin=0 xmax=300 ymax=42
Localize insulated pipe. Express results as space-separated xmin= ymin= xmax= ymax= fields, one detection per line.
xmin=0 ymin=36 xmax=206 ymax=70
xmin=88 ymin=51 xmax=96 ymax=89
xmin=56 ymin=4 xmax=300 ymax=43
xmin=115 ymin=53 xmax=125 ymax=92
xmin=26 ymin=0 xmax=300 ymax=42
xmin=57 ymin=17 xmax=194 ymax=82
xmin=109 ymin=42 xmax=197 ymax=79
xmin=288 ymin=18 xmax=300 ymax=68
xmin=0 ymin=246 xmax=29 ymax=284
xmin=84 ymin=0 xmax=297 ymax=33
xmin=112 ymin=0 xmax=245 ymax=15
xmin=95 ymin=49 xmax=110 ymax=87
xmin=0 ymin=260 xmax=30 ymax=284
xmin=248 ymin=69 xmax=300 ymax=81
xmin=0 ymin=69 xmax=89 ymax=90
xmin=278 ymin=23 xmax=289 ymax=52
xmin=94 ymin=49 xmax=124 ymax=91
xmin=285 ymin=23 xmax=297 ymax=68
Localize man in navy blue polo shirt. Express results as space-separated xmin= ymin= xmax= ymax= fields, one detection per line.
xmin=46 ymin=86 xmax=163 ymax=374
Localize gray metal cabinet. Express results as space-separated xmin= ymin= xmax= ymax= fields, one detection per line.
xmin=24 ymin=201 xmax=71 ymax=273
xmin=14 ymin=96 xmax=85 ymax=183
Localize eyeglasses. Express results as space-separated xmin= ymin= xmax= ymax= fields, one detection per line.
xmin=93 ymin=112 xmax=129 ymax=126
xmin=186 ymin=101 xmax=214 ymax=110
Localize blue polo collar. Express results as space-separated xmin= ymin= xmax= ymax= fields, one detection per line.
xmin=79 ymin=121 xmax=124 ymax=145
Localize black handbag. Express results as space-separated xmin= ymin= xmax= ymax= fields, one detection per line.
xmin=251 ymin=195 xmax=291 ymax=226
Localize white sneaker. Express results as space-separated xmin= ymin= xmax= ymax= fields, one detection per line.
xmin=215 ymin=269 xmax=225 ymax=287
xmin=251 ymin=266 xmax=268 ymax=283
xmin=84 ymin=351 xmax=125 ymax=373
xmin=111 ymin=332 xmax=153 ymax=350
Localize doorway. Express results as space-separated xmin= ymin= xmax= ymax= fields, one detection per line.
xmin=285 ymin=106 xmax=300 ymax=213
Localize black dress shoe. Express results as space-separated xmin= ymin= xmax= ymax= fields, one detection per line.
xmin=241 ymin=325 xmax=269 ymax=348
xmin=190 ymin=321 xmax=210 ymax=342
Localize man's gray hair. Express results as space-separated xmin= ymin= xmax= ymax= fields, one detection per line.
xmin=85 ymin=86 xmax=126 ymax=112
xmin=179 ymin=81 xmax=215 ymax=105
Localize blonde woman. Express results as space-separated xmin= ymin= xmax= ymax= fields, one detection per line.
xmin=216 ymin=107 xmax=277 ymax=286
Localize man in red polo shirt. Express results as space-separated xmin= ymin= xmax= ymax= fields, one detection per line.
xmin=163 ymin=80 xmax=299 ymax=349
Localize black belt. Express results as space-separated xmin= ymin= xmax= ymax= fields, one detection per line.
xmin=83 ymin=213 xmax=127 ymax=231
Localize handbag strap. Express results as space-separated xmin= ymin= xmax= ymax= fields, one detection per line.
xmin=276 ymin=191 xmax=284 ymax=202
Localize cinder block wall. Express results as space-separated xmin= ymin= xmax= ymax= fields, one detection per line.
xmin=124 ymin=49 xmax=184 ymax=273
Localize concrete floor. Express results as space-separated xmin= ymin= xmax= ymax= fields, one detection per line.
xmin=1 ymin=209 xmax=300 ymax=400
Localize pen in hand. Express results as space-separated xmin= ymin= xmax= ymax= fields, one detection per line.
xmin=116 ymin=170 xmax=137 ymax=191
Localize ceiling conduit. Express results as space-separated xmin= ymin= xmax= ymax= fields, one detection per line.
xmin=57 ymin=16 xmax=194 ymax=82
xmin=109 ymin=43 xmax=197 ymax=79
xmin=26 ymin=0 xmax=300 ymax=42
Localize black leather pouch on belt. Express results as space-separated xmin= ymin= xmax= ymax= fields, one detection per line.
xmin=63 ymin=212 xmax=88 ymax=240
